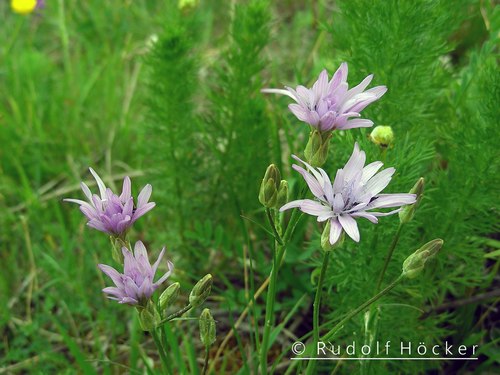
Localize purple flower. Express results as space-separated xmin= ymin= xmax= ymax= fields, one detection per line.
xmin=64 ymin=168 xmax=155 ymax=237
xmin=98 ymin=241 xmax=174 ymax=305
xmin=280 ymin=143 xmax=416 ymax=245
xmin=262 ymin=63 xmax=387 ymax=132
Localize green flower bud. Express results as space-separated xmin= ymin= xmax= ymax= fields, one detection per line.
xmin=259 ymin=165 xmax=281 ymax=208
xmin=399 ymin=178 xmax=425 ymax=224
xmin=199 ymin=308 xmax=216 ymax=347
xmin=276 ymin=180 xmax=289 ymax=208
xmin=321 ymin=220 xmax=344 ymax=252
xmin=402 ymin=239 xmax=443 ymax=279
xmin=369 ymin=126 xmax=394 ymax=148
xmin=189 ymin=274 xmax=213 ymax=307
xmin=137 ymin=302 xmax=160 ymax=331
xmin=304 ymin=130 xmax=331 ymax=167
xmin=159 ymin=282 xmax=180 ymax=311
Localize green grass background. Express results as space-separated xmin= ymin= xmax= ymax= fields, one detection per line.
xmin=1 ymin=0 xmax=499 ymax=373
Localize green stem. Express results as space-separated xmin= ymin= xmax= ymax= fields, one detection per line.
xmin=322 ymin=275 xmax=404 ymax=342
xmin=305 ymin=250 xmax=331 ymax=375
xmin=259 ymin=183 xmax=307 ymax=374
xmin=151 ymin=328 xmax=172 ymax=375
xmin=260 ymin=234 xmax=279 ymax=375
xmin=266 ymin=208 xmax=283 ymax=245
xmin=375 ymin=224 xmax=403 ymax=292
xmin=202 ymin=346 xmax=209 ymax=375
xmin=157 ymin=304 xmax=193 ymax=327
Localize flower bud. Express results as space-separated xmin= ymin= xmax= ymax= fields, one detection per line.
xmin=137 ymin=302 xmax=160 ymax=331
xmin=259 ymin=165 xmax=281 ymax=208
xmin=159 ymin=282 xmax=180 ymax=311
xmin=189 ymin=274 xmax=212 ymax=307
xmin=369 ymin=126 xmax=394 ymax=148
xmin=399 ymin=178 xmax=425 ymax=224
xmin=276 ymin=180 xmax=289 ymax=208
xmin=179 ymin=0 xmax=198 ymax=10
xmin=321 ymin=221 xmax=344 ymax=251
xmin=199 ymin=308 xmax=216 ymax=347
xmin=402 ymin=239 xmax=443 ymax=279
xmin=304 ymin=130 xmax=331 ymax=167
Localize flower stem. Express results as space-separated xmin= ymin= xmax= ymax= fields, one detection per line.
xmin=202 ymin=346 xmax=210 ymax=375
xmin=305 ymin=250 xmax=331 ymax=375
xmin=259 ymin=185 xmax=307 ymax=374
xmin=156 ymin=304 xmax=193 ymax=327
xmin=322 ymin=275 xmax=404 ymax=342
xmin=260 ymin=232 xmax=279 ymax=375
xmin=266 ymin=208 xmax=283 ymax=245
xmin=151 ymin=328 xmax=172 ymax=375
xmin=375 ymin=223 xmax=403 ymax=292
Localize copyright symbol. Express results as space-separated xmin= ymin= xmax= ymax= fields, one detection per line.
xmin=292 ymin=341 xmax=306 ymax=355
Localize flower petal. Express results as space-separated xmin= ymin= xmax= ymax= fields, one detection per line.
xmin=89 ymin=168 xmax=107 ymax=200
xmin=120 ymin=176 xmax=132 ymax=202
xmin=292 ymin=164 xmax=326 ymax=200
xmin=338 ymin=214 xmax=360 ymax=242
xmin=329 ymin=218 xmax=343 ymax=245
xmin=338 ymin=118 xmax=374 ymax=130
xmin=98 ymin=264 xmax=124 ymax=288
xmin=367 ymin=193 xmax=416 ymax=209
xmin=350 ymin=211 xmax=378 ymax=223
xmin=137 ymin=184 xmax=152 ymax=208
xmin=261 ymin=88 xmax=298 ymax=101
xmin=364 ymin=168 xmax=395 ymax=196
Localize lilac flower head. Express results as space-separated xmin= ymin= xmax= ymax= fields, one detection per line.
xmin=280 ymin=143 xmax=416 ymax=245
xmin=98 ymin=241 xmax=174 ymax=305
xmin=64 ymin=168 xmax=155 ymax=237
xmin=262 ymin=63 xmax=387 ymax=132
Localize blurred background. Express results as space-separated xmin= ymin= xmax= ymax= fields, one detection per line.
xmin=0 ymin=0 xmax=499 ymax=373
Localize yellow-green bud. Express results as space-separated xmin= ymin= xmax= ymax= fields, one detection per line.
xmin=321 ymin=221 xmax=344 ymax=251
xmin=179 ymin=0 xmax=199 ymax=10
xmin=399 ymin=178 xmax=425 ymax=224
xmin=159 ymin=282 xmax=180 ymax=311
xmin=189 ymin=274 xmax=213 ymax=307
xmin=259 ymin=164 xmax=281 ymax=208
xmin=276 ymin=180 xmax=289 ymax=208
xmin=199 ymin=308 xmax=216 ymax=347
xmin=369 ymin=126 xmax=394 ymax=148
xmin=304 ymin=130 xmax=331 ymax=167
xmin=402 ymin=239 xmax=443 ymax=279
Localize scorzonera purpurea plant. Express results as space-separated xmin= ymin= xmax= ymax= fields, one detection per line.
xmin=257 ymin=63 xmax=443 ymax=374
xmin=64 ymin=63 xmax=443 ymax=375
xmin=65 ymin=170 xmax=215 ymax=374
